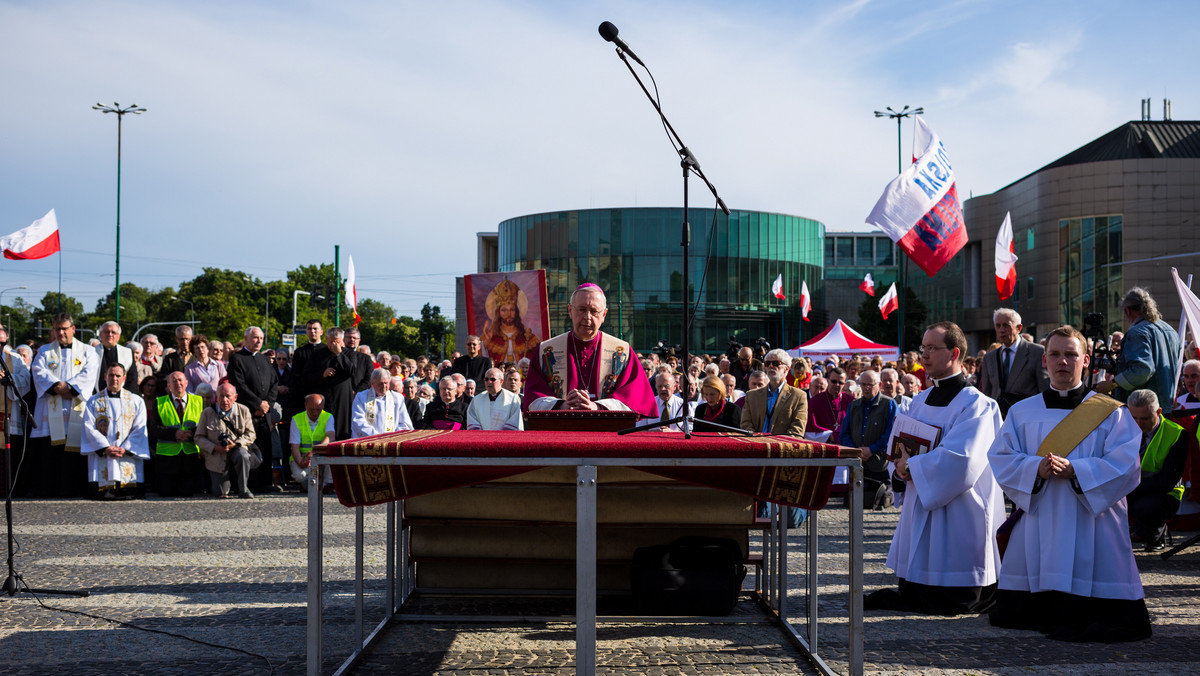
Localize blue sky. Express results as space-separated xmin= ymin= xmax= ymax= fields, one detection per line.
xmin=1 ymin=0 xmax=1196 ymax=324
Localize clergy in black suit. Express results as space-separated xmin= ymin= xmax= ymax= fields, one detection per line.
xmin=976 ymin=309 xmax=1049 ymax=416
xmin=307 ymin=328 xmax=356 ymax=440
xmin=226 ymin=327 xmax=279 ymax=491
xmin=291 ymin=320 xmax=325 ymax=411
xmin=345 ymin=328 xmax=374 ymax=394
xmin=451 ymin=336 xmax=493 ymax=386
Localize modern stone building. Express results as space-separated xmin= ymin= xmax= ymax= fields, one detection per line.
xmin=908 ymin=119 xmax=1200 ymax=350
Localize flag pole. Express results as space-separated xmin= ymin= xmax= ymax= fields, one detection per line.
xmin=1173 ymin=273 xmax=1193 ymax=397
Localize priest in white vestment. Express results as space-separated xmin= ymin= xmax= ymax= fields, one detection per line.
xmin=30 ymin=313 xmax=100 ymax=497
xmin=988 ymin=326 xmax=1151 ymax=642
xmin=467 ymin=367 xmax=524 ymax=430
xmin=865 ymin=322 xmax=1006 ymax=615
xmin=350 ymin=368 xmax=413 ymax=438
xmin=81 ymin=363 xmax=150 ymax=498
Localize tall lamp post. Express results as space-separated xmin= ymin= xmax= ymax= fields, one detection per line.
xmin=873 ymin=105 xmax=923 ymax=353
xmin=171 ymin=295 xmax=195 ymax=327
xmin=0 ymin=286 xmax=27 ymax=337
xmin=93 ymin=102 xmax=146 ymax=326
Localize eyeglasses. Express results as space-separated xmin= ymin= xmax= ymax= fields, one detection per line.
xmin=763 ymin=360 xmax=784 ymax=367
xmin=571 ymin=306 xmax=605 ymax=318
xmin=484 ymin=377 xmax=499 ymax=382
xmin=918 ymin=345 xmax=949 ymax=355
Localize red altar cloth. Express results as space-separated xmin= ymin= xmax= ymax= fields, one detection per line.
xmin=323 ymin=429 xmax=856 ymax=510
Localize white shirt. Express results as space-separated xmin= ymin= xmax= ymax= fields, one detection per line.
xmin=350 ymin=389 xmax=413 ymax=438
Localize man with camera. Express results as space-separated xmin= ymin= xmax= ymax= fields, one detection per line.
xmin=1096 ymin=287 xmax=1181 ymax=407
xmin=196 ymin=382 xmax=260 ymax=498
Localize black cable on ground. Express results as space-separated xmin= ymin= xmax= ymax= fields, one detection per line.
xmin=16 ymin=576 xmax=276 ymax=675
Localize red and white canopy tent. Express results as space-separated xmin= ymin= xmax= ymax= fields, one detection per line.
xmin=787 ymin=319 xmax=899 ymax=361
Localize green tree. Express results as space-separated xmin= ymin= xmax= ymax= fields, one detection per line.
xmin=34 ymin=292 xmax=86 ymax=339
xmin=853 ymin=287 xmax=928 ymax=354
xmin=419 ymin=303 xmax=454 ymax=360
xmin=176 ymin=268 xmax=265 ymax=343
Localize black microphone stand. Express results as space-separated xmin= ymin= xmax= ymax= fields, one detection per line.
xmin=602 ymin=45 xmax=744 ymax=440
xmin=2 ymin=350 xmax=88 ymax=597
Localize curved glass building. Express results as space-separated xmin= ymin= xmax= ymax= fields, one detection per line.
xmin=495 ymin=207 xmax=825 ymax=353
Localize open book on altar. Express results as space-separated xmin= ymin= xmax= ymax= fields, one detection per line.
xmin=886 ymin=414 xmax=942 ymax=462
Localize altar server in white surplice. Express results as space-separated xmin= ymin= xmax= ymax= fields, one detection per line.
xmin=30 ymin=313 xmax=100 ymax=497
xmin=988 ymin=326 xmax=1150 ymax=642
xmin=81 ymin=363 xmax=150 ymax=497
xmin=350 ymin=368 xmax=413 ymax=438
xmin=467 ymin=368 xmax=524 ymax=431
xmin=865 ymin=322 xmax=1006 ymax=616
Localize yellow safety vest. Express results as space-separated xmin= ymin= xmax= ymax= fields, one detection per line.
xmin=156 ymin=394 xmax=203 ymax=456
xmin=1144 ymin=417 xmax=1185 ymax=502
xmin=292 ymin=410 xmax=332 ymax=462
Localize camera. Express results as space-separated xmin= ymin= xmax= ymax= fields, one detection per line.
xmin=725 ymin=336 xmax=743 ymax=361
xmin=1083 ymin=312 xmax=1119 ymax=373
xmin=753 ymin=337 xmax=771 ymax=358
xmin=217 ymin=431 xmax=234 ymax=445
xmin=653 ymin=341 xmax=683 ymax=362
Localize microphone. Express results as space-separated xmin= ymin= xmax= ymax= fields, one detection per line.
xmin=598 ymin=21 xmax=645 ymax=66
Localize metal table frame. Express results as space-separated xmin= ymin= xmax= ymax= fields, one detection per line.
xmin=307 ymin=455 xmax=863 ymax=676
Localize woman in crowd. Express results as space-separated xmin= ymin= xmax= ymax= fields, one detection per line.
xmin=693 ymin=375 xmax=741 ymax=432
xmin=185 ymin=333 xmax=227 ymax=394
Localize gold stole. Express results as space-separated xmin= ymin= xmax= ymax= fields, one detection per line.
xmin=46 ymin=340 xmax=87 ymax=450
xmin=540 ymin=331 xmax=631 ymax=399
xmin=365 ymin=395 xmax=396 ymax=433
xmin=93 ymin=391 xmax=138 ymax=486
xmin=1037 ymin=393 xmax=1123 ymax=457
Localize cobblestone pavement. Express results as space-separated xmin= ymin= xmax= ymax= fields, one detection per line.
xmin=0 ymin=494 xmax=1196 ymax=675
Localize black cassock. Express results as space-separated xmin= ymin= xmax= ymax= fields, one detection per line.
xmin=307 ymin=345 xmax=356 ymax=441
xmin=226 ymin=348 xmax=278 ymax=489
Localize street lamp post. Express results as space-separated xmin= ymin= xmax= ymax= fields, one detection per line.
xmin=93 ymin=102 xmax=146 ymax=326
xmin=873 ymin=105 xmax=923 ymax=353
xmin=292 ymin=290 xmax=312 ymax=332
xmin=0 ymin=286 xmax=27 ymax=338
xmin=171 ymin=296 xmax=195 ymax=327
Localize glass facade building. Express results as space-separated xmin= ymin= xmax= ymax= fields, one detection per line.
xmin=1059 ymin=215 xmax=1123 ymax=332
xmin=496 ymin=207 xmax=825 ymax=353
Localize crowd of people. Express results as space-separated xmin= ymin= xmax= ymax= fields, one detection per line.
xmin=0 ymin=281 xmax=1192 ymax=644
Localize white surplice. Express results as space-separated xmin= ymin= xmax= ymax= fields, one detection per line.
xmin=80 ymin=389 xmax=150 ymax=487
xmin=988 ymin=391 xmax=1144 ymax=600
xmin=886 ymin=385 xmax=1005 ymax=588
xmin=31 ymin=339 xmax=99 ymax=445
xmin=466 ymin=388 xmax=524 ymax=430
xmin=350 ymin=389 xmax=413 ymax=438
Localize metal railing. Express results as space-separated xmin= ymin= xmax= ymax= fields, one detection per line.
xmin=306 ymin=454 xmax=864 ymax=676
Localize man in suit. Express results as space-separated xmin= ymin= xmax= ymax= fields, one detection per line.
xmin=741 ymin=349 xmax=808 ymax=436
xmin=976 ymin=308 xmax=1048 ymax=416
xmin=741 ymin=348 xmax=809 ymax=527
xmin=638 ymin=370 xmax=684 ymax=431
xmin=343 ymin=328 xmax=374 ymax=394
xmin=93 ymin=321 xmax=136 ymax=393
xmin=226 ymin=326 xmax=280 ymax=492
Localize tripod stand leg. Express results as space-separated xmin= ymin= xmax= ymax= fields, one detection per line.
xmin=1161 ymin=531 xmax=1200 ymax=560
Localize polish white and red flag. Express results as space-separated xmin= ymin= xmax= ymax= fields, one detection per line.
xmin=1 ymin=209 xmax=60 ymax=260
xmin=860 ymin=272 xmax=875 ymax=296
xmin=878 ymin=283 xmax=899 ymax=319
xmin=800 ymin=280 xmax=811 ymax=321
xmin=995 ymin=212 xmax=1018 ymax=300
xmin=865 ymin=117 xmax=967 ymax=276
xmin=772 ymin=273 xmax=785 ymax=300
xmin=344 ymin=254 xmax=361 ymax=326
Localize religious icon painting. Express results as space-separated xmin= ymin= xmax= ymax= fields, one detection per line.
xmin=465 ymin=270 xmax=550 ymax=366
